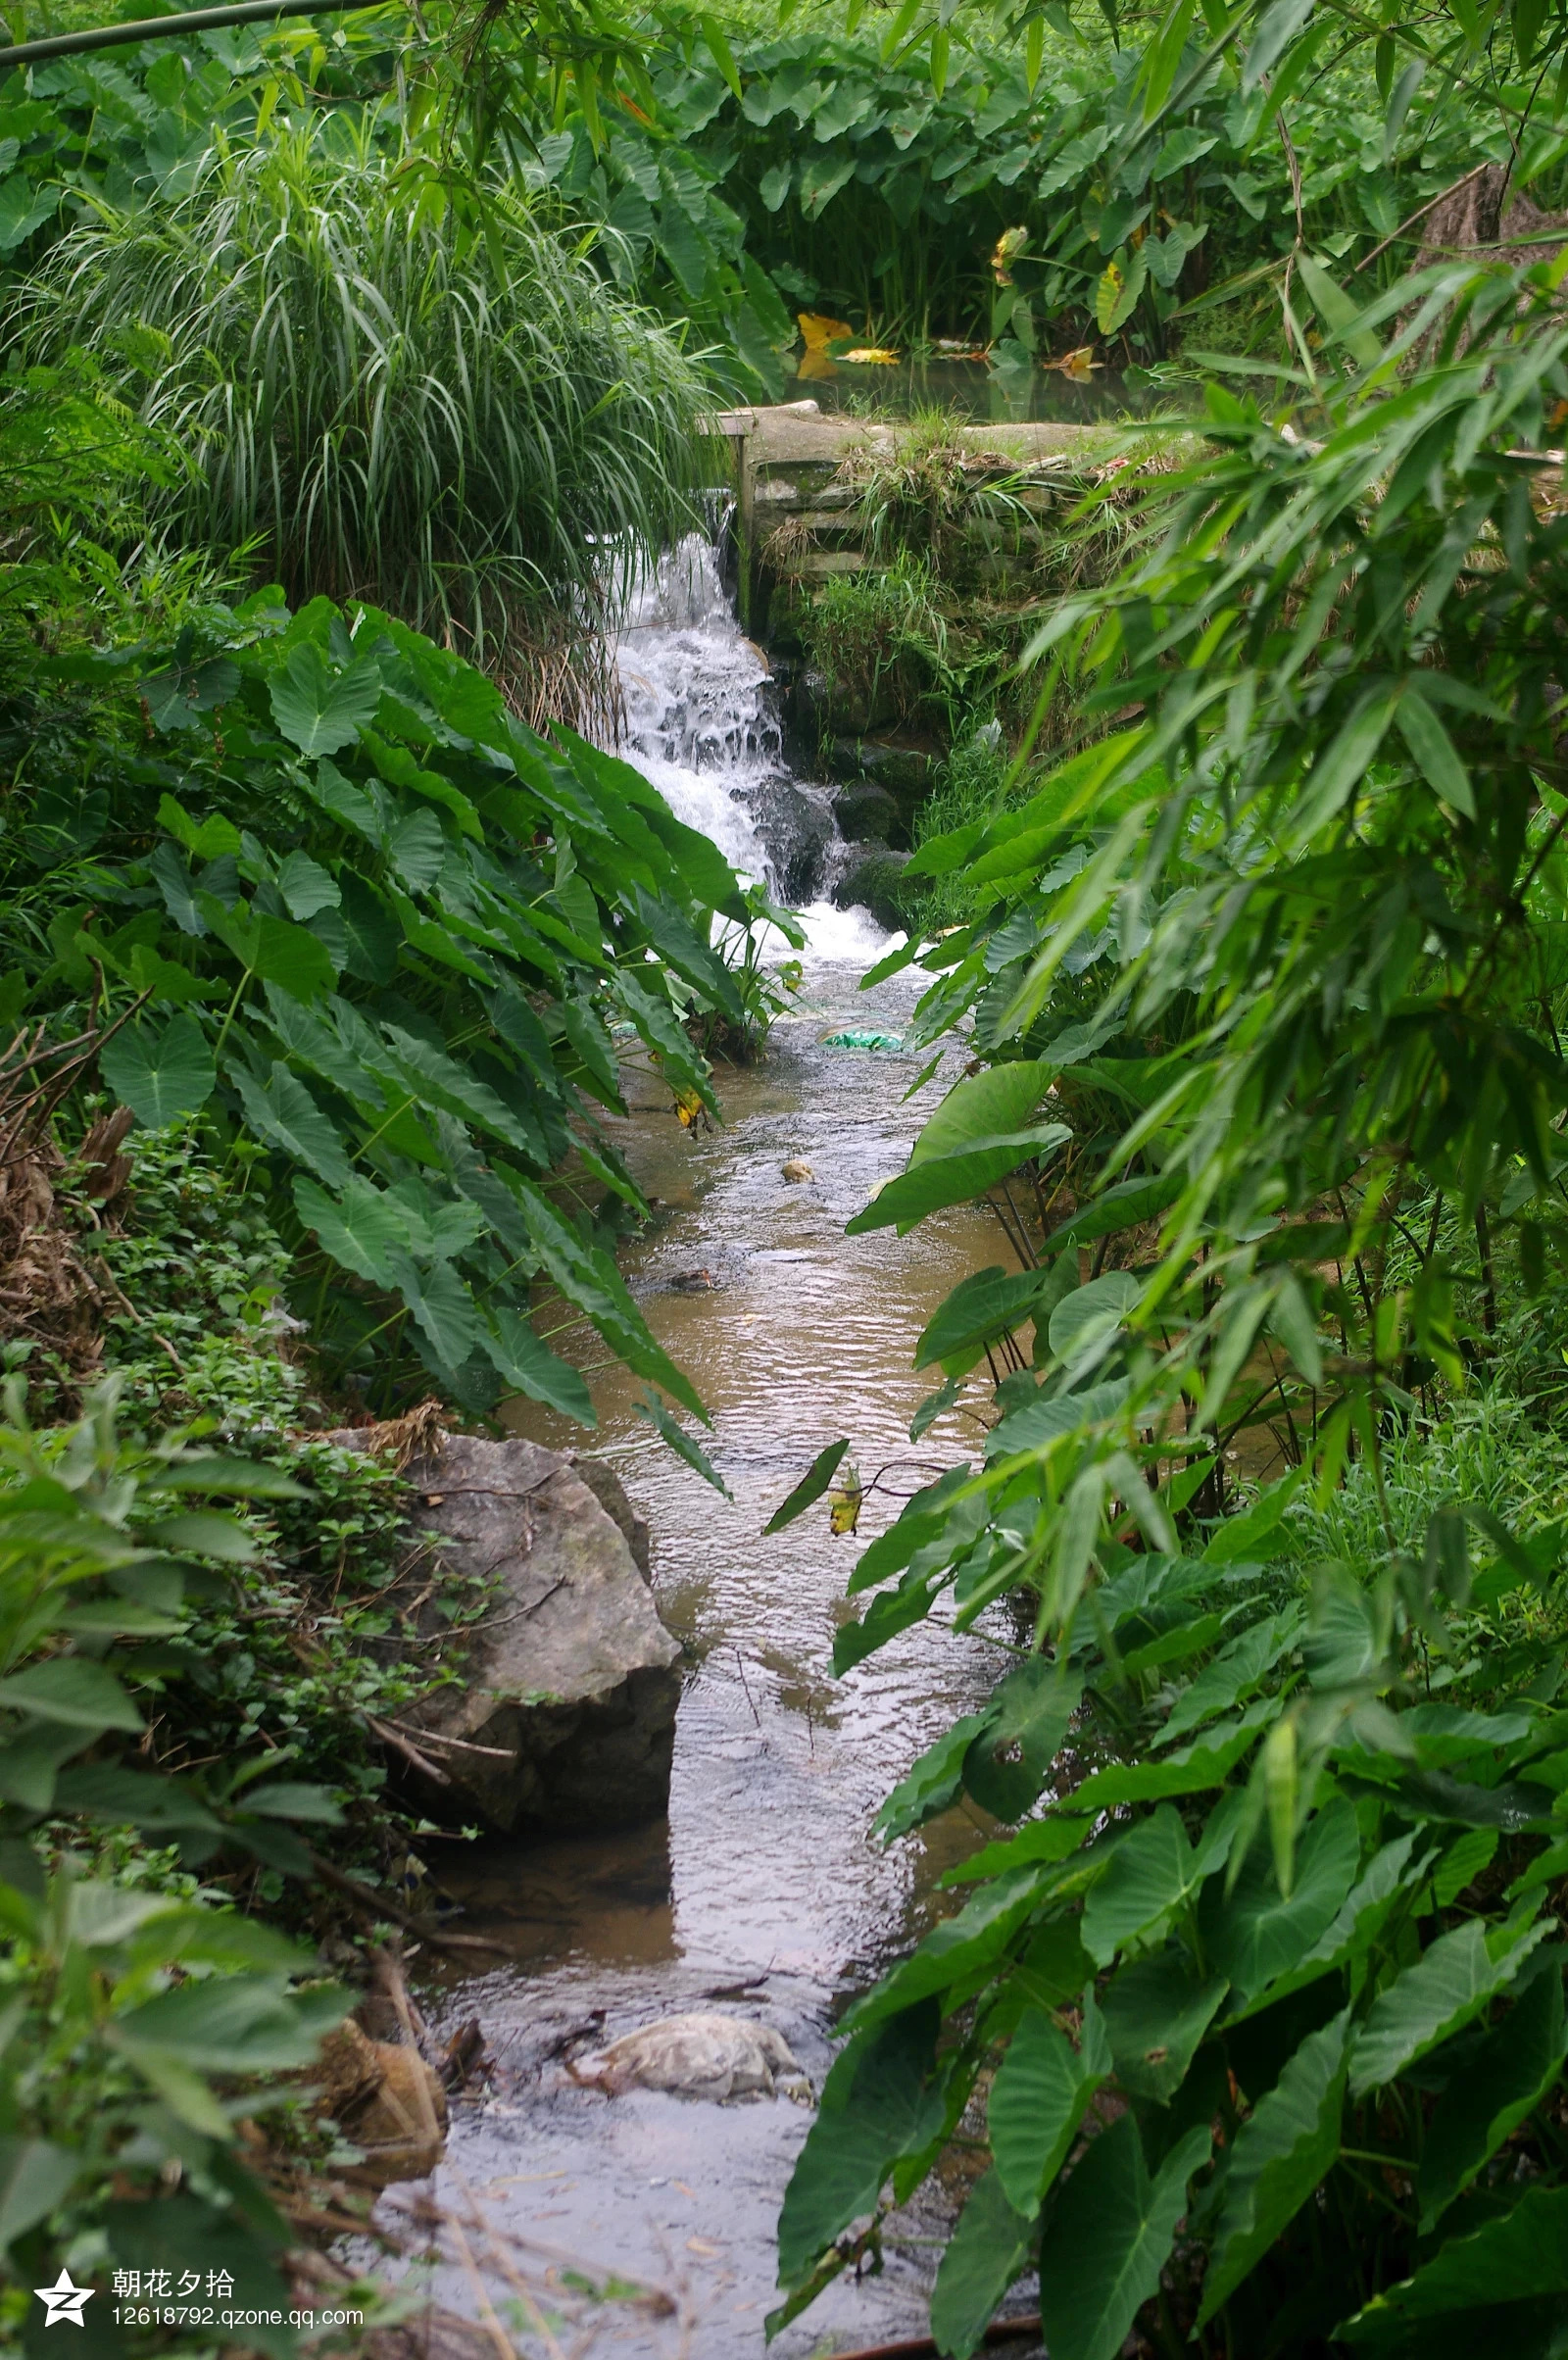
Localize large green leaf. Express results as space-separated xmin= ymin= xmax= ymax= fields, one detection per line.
xmin=1225 ymin=1830 xmax=1425 ymax=2025
xmin=1048 ymin=1270 xmax=1143 ymax=1363
xmin=848 ymin=1121 xmax=1072 ymax=1236
xmin=929 ymin=2167 xmax=1034 ymax=2360
xmin=482 ymin=1307 xmax=596 ymax=1424
xmin=0 ymin=1657 xmax=142 ymax=1731
xmin=989 ymin=1995 xmax=1110 ymax=2211
xmin=0 ymin=2139 xmax=76 ymax=2251
xmin=1197 ymin=2008 xmax=1350 ymax=2325
xmin=777 ymin=2006 xmax=945 ymax=2285
xmin=1417 ymin=1960 xmax=1567 ymax=2230
xmin=100 ymin=1011 xmax=215 ymax=1128
xmin=269 ymin=641 xmax=382 ymax=756
xmin=231 ymin=1062 xmax=352 ymax=1189
xmin=1349 ymin=1917 xmax=1551 ymax=2096
xmin=873 ymin=1711 xmax=997 ymax=1844
xmin=1100 ymin=1950 xmax=1229 ymax=2100
xmin=113 ymin=1974 xmax=348 ymax=2072
xmin=1160 ymin=1607 xmax=1304 ymax=1745
xmin=1200 ymin=1797 xmax=1360 ymax=1999
xmin=1083 ymin=1801 xmax=1232 ymax=1966
xmin=1037 ymin=2115 xmax=1212 ymax=2360
xmin=962 ymin=1659 xmax=1081 ymax=1819
xmin=848 ymin=1060 xmax=1067 ymax=1236
xmin=292 ymin=1173 xmax=406 ymax=1288
xmin=1339 ymin=2184 xmax=1568 ymax=2352
xmin=916 ymin=1263 xmax=1059 ymax=1372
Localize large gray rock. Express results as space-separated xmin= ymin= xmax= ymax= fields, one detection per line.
xmin=398 ymin=1435 xmax=680 ymax=1835
xmin=833 ymin=848 xmax=910 ymax=933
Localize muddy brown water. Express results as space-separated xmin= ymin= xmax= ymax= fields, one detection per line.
xmin=399 ymin=934 xmax=1038 ymax=2357
xmin=373 ymin=532 xmax=1044 ymax=2355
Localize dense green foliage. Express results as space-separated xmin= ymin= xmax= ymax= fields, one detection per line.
xmin=777 ymin=220 xmax=1568 ymax=2360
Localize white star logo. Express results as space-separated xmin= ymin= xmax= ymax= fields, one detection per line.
xmin=33 ymin=2270 xmax=94 ymax=2327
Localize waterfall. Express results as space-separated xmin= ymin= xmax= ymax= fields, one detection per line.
xmin=611 ymin=515 xmax=889 ymax=963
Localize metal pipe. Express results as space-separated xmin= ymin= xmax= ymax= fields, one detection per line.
xmin=0 ymin=0 xmax=393 ymax=72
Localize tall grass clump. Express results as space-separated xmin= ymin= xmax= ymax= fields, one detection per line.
xmin=24 ymin=118 xmax=709 ymax=722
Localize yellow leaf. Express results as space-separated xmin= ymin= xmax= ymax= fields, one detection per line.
xmin=673 ymin=1087 xmax=706 ymax=1130
xmin=840 ymin=347 xmax=901 ymax=365
xmin=991 ymin=226 xmax=1029 ymax=286
xmin=799 ymin=312 xmax=855 ymax=351
xmin=1044 ymin=344 xmax=1100 ymax=381
xmin=828 ymin=1463 xmax=863 ymax=1535
xmin=1094 ymin=262 xmax=1124 ymax=335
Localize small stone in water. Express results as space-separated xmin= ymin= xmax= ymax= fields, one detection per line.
xmin=575 ymin=2012 xmax=806 ymax=2102
xmin=781 ymin=1158 xmax=813 ymax=1182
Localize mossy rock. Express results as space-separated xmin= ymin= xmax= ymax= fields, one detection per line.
xmin=833 ymin=848 xmax=910 ymax=933
xmin=832 ymin=781 xmax=906 ymax=847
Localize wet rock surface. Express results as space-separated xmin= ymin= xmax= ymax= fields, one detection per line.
xmin=398 ymin=1434 xmax=681 ymax=1835
xmin=315 ymin=2019 xmax=448 ymax=2185
xmin=576 ymin=2012 xmax=805 ymax=2101
xmin=738 ymin=773 xmax=835 ymax=901
xmin=833 ymin=847 xmax=910 ymax=931
xmin=831 ymin=779 xmax=906 ymax=846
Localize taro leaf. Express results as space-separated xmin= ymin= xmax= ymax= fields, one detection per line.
xmin=0 ymin=1657 xmax=143 ymax=1731
xmin=1036 ymin=2115 xmax=1213 ymax=2360
xmin=482 ymin=1306 xmax=596 ymax=1425
xmin=916 ymin=1264 xmax=1053 ymax=1371
xmin=386 ymin=809 xmax=446 ymax=893
xmin=1225 ymin=1830 xmax=1426 ymax=2026
xmin=100 ymin=1011 xmax=215 ymax=1129
xmin=1159 ymin=1606 xmax=1304 ymax=1745
xmin=276 ymin=851 xmax=341 ymax=920
xmin=984 ymin=1378 xmax=1131 ymax=1461
xmin=231 ymin=1063 xmax=352 ymax=1189
xmin=635 ymin=1391 xmax=731 ymax=1495
xmin=929 ymin=2167 xmax=1034 ymax=2360
xmin=1083 ymin=1801 xmax=1229 ymax=1966
xmin=989 ymin=1994 xmax=1111 ymax=2211
xmin=1197 ymin=2009 xmax=1351 ymax=2325
xmin=269 ymin=640 xmax=382 ymax=757
xmin=1338 ymin=2183 xmax=1568 ymax=2352
xmin=873 ymin=1710 xmax=997 ymax=1844
xmin=336 ymin=871 xmax=401 ymax=983
xmin=1200 ymin=1797 xmax=1360 ymax=2000
xmin=843 ymin=1870 xmax=1048 ymax=2032
xmin=764 ymin=1438 xmax=849 ymax=1533
xmin=1417 ymin=1958 xmax=1568 ymax=2230
xmin=1201 ymin=1469 xmax=1303 ymax=1564
xmin=385 ymin=1250 xmax=481 ymax=1372
xmin=1068 ymin=1696 xmax=1277 ymax=1810
xmin=1048 ymin=1269 xmax=1143 ymax=1363
xmin=0 ymin=2138 xmax=76 ymax=2251
xmin=962 ymin=1658 xmax=1082 ymax=1820
xmin=292 ymin=1174 xmax=406 ymax=1289
xmin=848 ymin=1061 xmax=1066 ymax=1236
xmin=777 ymin=2004 xmax=945 ymax=2285
xmin=1050 ymin=1169 xmax=1182 ymax=1247
xmin=849 ymin=1121 xmax=1071 ymax=1236
xmin=1100 ymin=1951 xmax=1229 ymax=2101
xmin=1348 ymin=1916 xmax=1552 ymax=2097
xmin=201 ymin=899 xmax=338 ymax=1001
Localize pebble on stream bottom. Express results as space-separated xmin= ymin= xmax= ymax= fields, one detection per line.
xmin=780 ymin=1158 xmax=813 ymax=1181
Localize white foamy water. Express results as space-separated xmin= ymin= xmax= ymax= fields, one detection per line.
xmin=612 ymin=524 xmax=886 ymax=967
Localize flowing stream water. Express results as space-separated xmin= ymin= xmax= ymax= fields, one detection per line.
xmin=412 ymin=529 xmax=1024 ymax=2357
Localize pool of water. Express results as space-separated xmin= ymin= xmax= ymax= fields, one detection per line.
xmin=789 ymin=349 xmax=1152 ymax=423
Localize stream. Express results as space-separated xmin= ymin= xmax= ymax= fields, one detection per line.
xmin=411 ymin=527 xmax=1021 ymax=2357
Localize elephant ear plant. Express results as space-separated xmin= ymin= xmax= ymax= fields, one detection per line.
xmin=10 ymin=584 xmax=787 ymax=1454
xmin=0 ymin=1380 xmax=354 ymax=2340
xmin=774 ymin=254 xmax=1568 ymax=2354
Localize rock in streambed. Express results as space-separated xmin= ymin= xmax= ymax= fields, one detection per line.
xmin=575 ymin=2012 xmax=806 ymax=2101
xmin=351 ymin=1432 xmax=681 ymax=1836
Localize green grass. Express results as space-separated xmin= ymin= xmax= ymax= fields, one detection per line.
xmin=24 ymin=113 xmax=709 ymax=716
